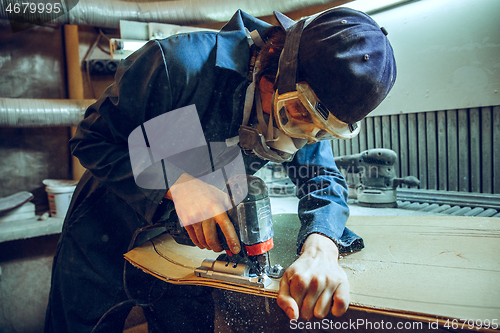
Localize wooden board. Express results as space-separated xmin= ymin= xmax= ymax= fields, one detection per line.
xmin=125 ymin=215 xmax=500 ymax=331
xmin=125 ymin=233 xmax=281 ymax=298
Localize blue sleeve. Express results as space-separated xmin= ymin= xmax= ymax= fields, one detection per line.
xmin=283 ymin=141 xmax=364 ymax=254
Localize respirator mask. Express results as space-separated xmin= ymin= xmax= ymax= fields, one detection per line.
xmin=234 ymin=29 xmax=308 ymax=164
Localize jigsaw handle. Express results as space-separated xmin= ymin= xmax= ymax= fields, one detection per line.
xmin=216 ymin=223 xmax=232 ymax=254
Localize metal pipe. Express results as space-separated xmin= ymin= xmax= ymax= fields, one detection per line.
xmin=397 ymin=188 xmax=500 ymax=211
xmin=0 ymin=98 xmax=95 ymax=127
xmin=0 ymin=0 xmax=344 ymax=29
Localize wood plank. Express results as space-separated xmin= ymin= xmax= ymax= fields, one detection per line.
xmin=0 ymin=217 xmax=64 ymax=243
xmin=399 ymin=114 xmax=409 ymax=178
xmin=426 ymin=112 xmax=438 ymax=190
xmin=447 ymin=110 xmax=458 ymax=191
xmin=339 ymin=137 xmax=346 ymax=156
xmin=374 ymin=116 xmax=382 ymax=148
xmin=350 ymin=128 xmax=360 ymax=154
xmin=469 ymin=108 xmax=481 ymax=193
xmin=390 ymin=115 xmax=400 ymax=177
xmin=458 ymin=109 xmax=469 ymax=192
xmin=382 ymin=115 xmax=391 ymax=149
xmin=345 ymin=131 xmax=352 ymax=156
xmin=407 ymin=113 xmax=418 ymax=180
xmin=437 ymin=110 xmax=448 ymax=191
xmin=481 ymin=107 xmax=493 ymax=194
xmin=331 ymin=139 xmax=339 ymax=157
xmin=342 ymin=215 xmax=500 ymax=326
xmin=125 ymin=215 xmax=500 ymax=328
xmin=358 ymin=118 xmax=368 ymax=152
xmin=493 ymin=106 xmax=500 ymax=194
xmin=417 ymin=113 xmax=427 ymax=189
xmin=366 ymin=117 xmax=375 ymax=149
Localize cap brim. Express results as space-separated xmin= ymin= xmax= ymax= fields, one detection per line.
xmin=273 ymin=11 xmax=296 ymax=30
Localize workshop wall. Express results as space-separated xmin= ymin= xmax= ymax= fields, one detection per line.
xmin=367 ymin=0 xmax=500 ymax=116
xmin=0 ymin=24 xmax=70 ymax=333
xmin=332 ymin=0 xmax=500 ymax=195
xmin=333 ymin=106 xmax=500 ymax=194
xmin=0 ymin=24 xmax=71 ymax=205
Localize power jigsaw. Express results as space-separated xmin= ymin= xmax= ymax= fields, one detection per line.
xmin=165 ymin=174 xmax=284 ymax=288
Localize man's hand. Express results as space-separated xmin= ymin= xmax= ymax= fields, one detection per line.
xmin=277 ymin=233 xmax=349 ymax=320
xmin=165 ymin=173 xmax=241 ymax=254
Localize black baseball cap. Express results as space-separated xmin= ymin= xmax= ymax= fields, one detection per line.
xmin=274 ymin=7 xmax=397 ymax=124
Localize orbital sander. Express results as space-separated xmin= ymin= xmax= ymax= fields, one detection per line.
xmin=334 ymin=148 xmax=420 ymax=208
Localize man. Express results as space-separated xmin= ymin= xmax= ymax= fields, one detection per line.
xmin=45 ymin=7 xmax=395 ymax=333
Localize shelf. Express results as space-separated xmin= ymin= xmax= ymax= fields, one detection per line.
xmin=0 ymin=216 xmax=64 ymax=243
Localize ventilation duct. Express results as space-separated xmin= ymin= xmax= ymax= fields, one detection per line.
xmin=0 ymin=0 xmax=346 ymax=29
xmin=0 ymin=98 xmax=95 ymax=127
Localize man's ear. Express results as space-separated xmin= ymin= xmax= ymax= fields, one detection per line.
xmin=259 ymin=76 xmax=275 ymax=93
xmin=258 ymin=77 xmax=275 ymax=115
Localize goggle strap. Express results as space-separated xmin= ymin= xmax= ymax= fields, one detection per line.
xmin=242 ymin=75 xmax=256 ymax=127
xmin=249 ymin=30 xmax=265 ymax=48
xmin=255 ymin=92 xmax=269 ymax=137
xmin=277 ymin=19 xmax=306 ymax=94
xmin=242 ymin=54 xmax=261 ymax=127
xmin=266 ymin=102 xmax=274 ymax=141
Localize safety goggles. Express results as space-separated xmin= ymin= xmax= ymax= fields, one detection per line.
xmin=273 ymin=82 xmax=361 ymax=142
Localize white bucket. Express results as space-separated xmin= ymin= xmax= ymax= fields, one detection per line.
xmin=43 ymin=179 xmax=78 ymax=218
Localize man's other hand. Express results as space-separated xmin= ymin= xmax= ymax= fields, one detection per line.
xmin=277 ymin=233 xmax=349 ymax=320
